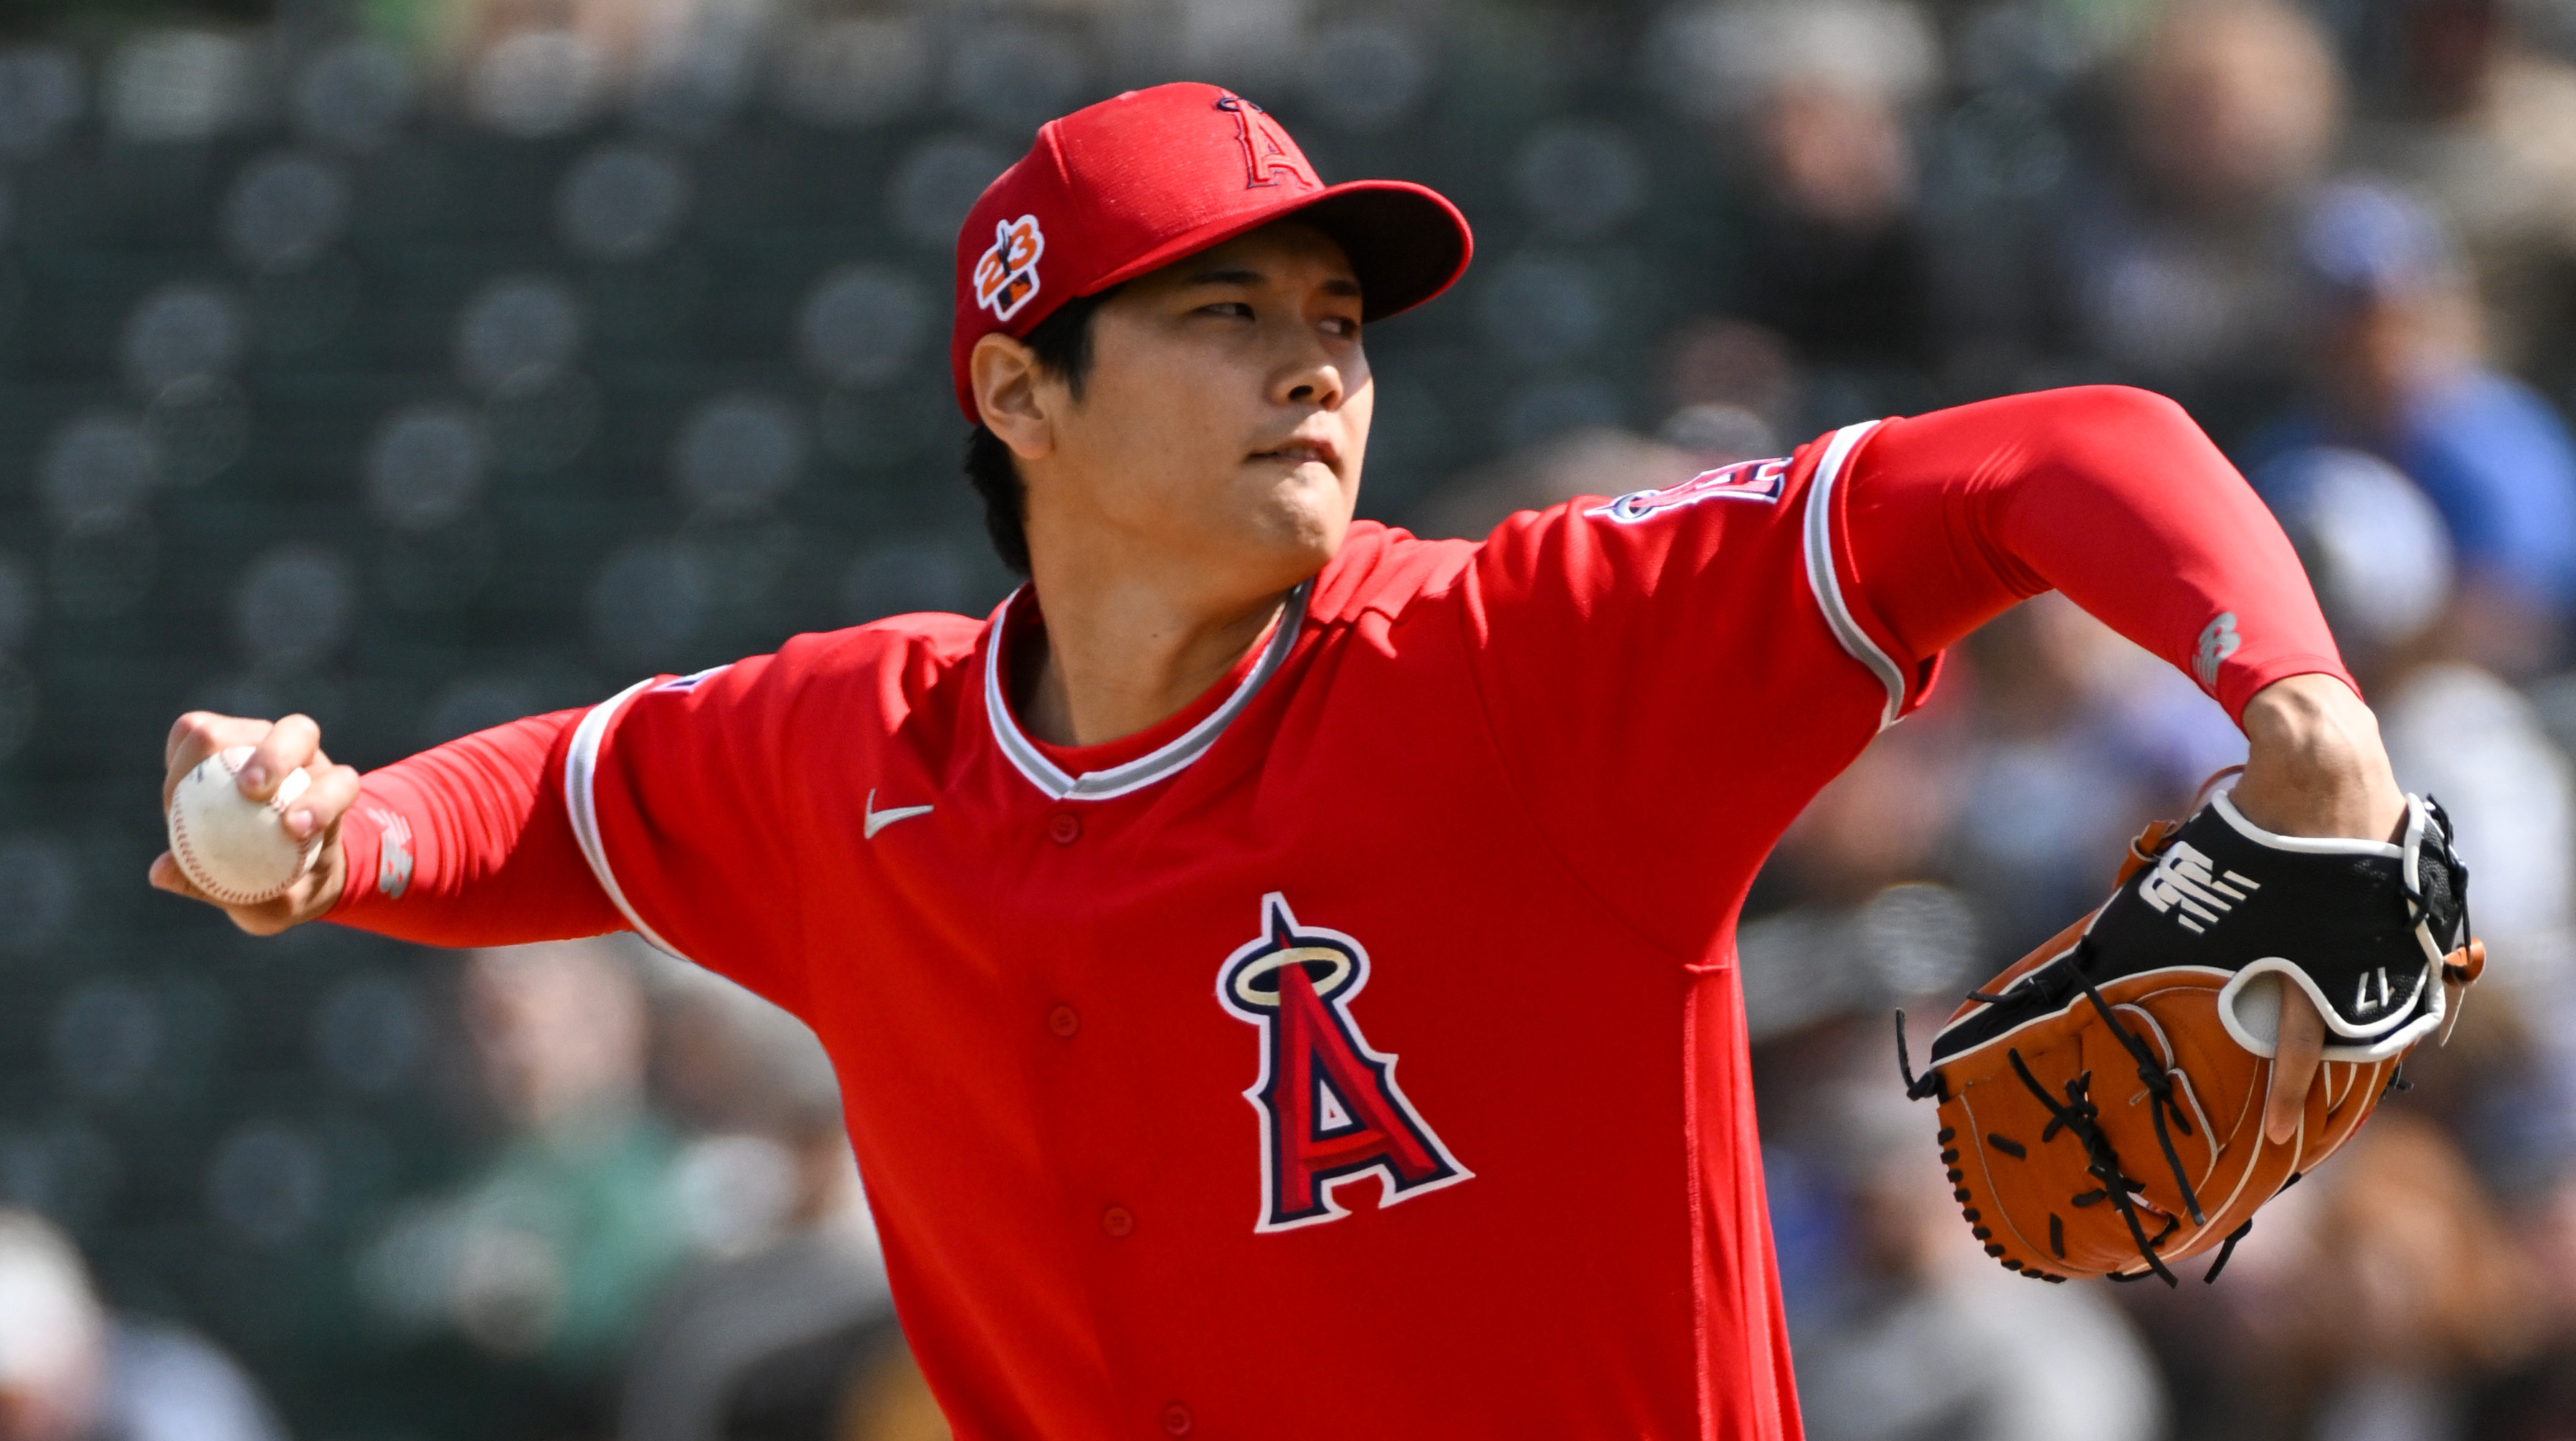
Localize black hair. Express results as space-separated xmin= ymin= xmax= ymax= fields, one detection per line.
xmin=962 ymin=287 xmax=1120 ymax=576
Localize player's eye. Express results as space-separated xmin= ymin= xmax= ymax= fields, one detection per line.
xmin=1200 ymin=301 xmax=1254 ymax=320
xmin=1320 ymin=315 xmax=1360 ymax=340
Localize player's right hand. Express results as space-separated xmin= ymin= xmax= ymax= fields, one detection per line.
xmin=149 ymin=712 xmax=360 ymax=936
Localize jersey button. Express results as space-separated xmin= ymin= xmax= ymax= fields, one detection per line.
xmin=1160 ymin=1403 xmax=1193 ymax=1436
xmin=1101 ymin=1204 xmax=1135 ymax=1238
xmin=1048 ymin=812 xmax=1082 ymax=845
xmin=1048 ymin=1004 xmax=1079 ymax=1037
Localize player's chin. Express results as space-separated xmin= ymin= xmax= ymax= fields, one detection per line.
xmin=1242 ymin=457 xmax=1353 ymax=518
xmin=1240 ymin=453 xmax=1342 ymax=488
xmin=1260 ymin=465 xmax=1350 ymax=520
xmin=1223 ymin=497 xmax=1345 ymax=581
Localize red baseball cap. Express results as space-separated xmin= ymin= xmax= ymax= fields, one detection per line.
xmin=950 ymin=82 xmax=1474 ymax=419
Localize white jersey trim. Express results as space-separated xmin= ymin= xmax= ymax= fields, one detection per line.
xmin=1799 ymin=419 xmax=1908 ymax=729
xmin=564 ymin=676 xmax=694 ymax=960
xmin=984 ymin=579 xmax=1312 ymax=802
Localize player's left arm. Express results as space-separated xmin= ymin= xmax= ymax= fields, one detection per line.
xmin=1834 ymin=384 xmax=2402 ymax=1141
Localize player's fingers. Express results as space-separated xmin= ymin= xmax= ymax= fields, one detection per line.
xmin=224 ymin=899 xmax=304 ymax=938
xmin=163 ymin=713 xmax=270 ymax=809
xmin=2263 ymin=982 xmax=2326 ymax=1145
xmin=147 ymin=851 xmax=204 ymax=899
xmin=288 ymin=764 xmax=362 ymax=840
xmin=152 ymin=845 xmax=314 ymax=935
xmin=242 ymin=715 xmax=321 ymax=800
xmin=166 ymin=714 xmax=195 ymax=769
xmin=155 ymin=860 xmax=294 ymax=935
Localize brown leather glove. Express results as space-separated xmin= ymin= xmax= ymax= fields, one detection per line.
xmin=1898 ymin=778 xmax=2482 ymax=1285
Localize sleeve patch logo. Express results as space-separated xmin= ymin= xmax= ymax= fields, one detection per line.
xmin=1216 ymin=893 xmax=1469 ymax=1232
xmin=655 ymin=665 xmax=730 ymax=694
xmin=366 ymin=807 xmax=413 ymax=900
xmin=972 ymin=214 xmax=1046 ymax=323
xmin=1587 ymin=456 xmax=1789 ymax=523
xmin=2192 ymin=612 xmax=2242 ymax=692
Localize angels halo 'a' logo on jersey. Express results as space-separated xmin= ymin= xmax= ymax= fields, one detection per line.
xmin=1216 ymin=893 xmax=1469 ymax=1232
xmin=1588 ymin=456 xmax=1789 ymax=524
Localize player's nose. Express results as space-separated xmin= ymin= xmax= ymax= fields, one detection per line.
xmin=1272 ymin=336 xmax=1346 ymax=411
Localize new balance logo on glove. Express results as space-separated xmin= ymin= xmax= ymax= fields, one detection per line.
xmin=2139 ymin=840 xmax=2261 ymax=934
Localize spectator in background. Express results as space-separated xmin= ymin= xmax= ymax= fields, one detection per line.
xmin=2255 ymin=445 xmax=2576 ymax=1440
xmin=1731 ymin=0 xmax=1941 ymax=376
xmin=2350 ymin=0 xmax=2576 ymax=392
xmin=2192 ymin=1113 xmax=2546 ymax=1441
xmin=2055 ymin=0 xmax=2344 ymax=436
xmin=1736 ymin=720 xmax=1979 ymax=1045
xmin=1405 ymin=429 xmax=1699 ymax=542
xmin=2258 ymin=444 xmax=2575 ymax=989
xmin=0 ymin=1209 xmax=285 ymax=1441
xmin=1771 ymin=1085 xmax=2166 ymax=1441
xmin=1944 ymin=594 xmax=2246 ymax=959
xmin=1657 ymin=0 xmax=1942 ymax=424
xmin=621 ymin=969 xmax=896 ymax=1441
xmin=1656 ymin=317 xmax=1801 ymax=460
xmin=450 ymin=940 xmax=691 ymax=1373
xmin=2250 ymin=183 xmax=2576 ymax=674
xmin=1657 ymin=395 xmax=1784 ymax=472
xmin=2496 ymin=1139 xmax=2576 ymax=1431
xmin=356 ymin=940 xmax=698 ymax=1434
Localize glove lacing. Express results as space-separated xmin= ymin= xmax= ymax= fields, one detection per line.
xmin=1901 ymin=933 xmax=2212 ymax=1286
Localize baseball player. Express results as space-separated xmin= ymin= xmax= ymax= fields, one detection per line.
xmin=153 ymin=84 xmax=2400 ymax=1438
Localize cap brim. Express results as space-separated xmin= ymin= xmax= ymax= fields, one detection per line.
xmin=1297 ymin=183 xmax=1475 ymax=322
xmin=1082 ymin=179 xmax=1472 ymax=322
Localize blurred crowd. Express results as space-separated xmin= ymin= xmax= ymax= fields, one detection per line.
xmin=5 ymin=0 xmax=2576 ymax=1437
xmin=1394 ymin=0 xmax=2576 ymax=1434
xmin=0 ymin=935 xmax=935 ymax=1441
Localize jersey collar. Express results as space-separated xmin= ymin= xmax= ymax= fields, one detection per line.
xmin=982 ymin=579 xmax=1313 ymax=802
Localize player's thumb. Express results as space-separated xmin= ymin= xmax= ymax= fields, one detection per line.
xmin=2262 ymin=986 xmax=2326 ymax=1144
xmin=285 ymin=764 xmax=363 ymax=842
xmin=146 ymin=852 xmax=202 ymax=898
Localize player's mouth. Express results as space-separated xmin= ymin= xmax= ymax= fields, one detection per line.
xmin=1249 ymin=437 xmax=1339 ymax=470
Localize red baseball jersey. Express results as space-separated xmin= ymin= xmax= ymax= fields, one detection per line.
xmin=332 ymin=388 xmax=2349 ymax=1440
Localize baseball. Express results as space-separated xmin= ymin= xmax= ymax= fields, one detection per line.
xmin=166 ymin=746 xmax=321 ymax=905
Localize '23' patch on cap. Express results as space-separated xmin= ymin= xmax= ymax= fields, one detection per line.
xmin=975 ymin=214 xmax=1046 ymax=323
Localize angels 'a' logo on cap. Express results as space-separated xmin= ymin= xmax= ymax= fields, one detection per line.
xmin=1216 ymin=893 xmax=1469 ymax=1232
xmin=1213 ymin=92 xmax=1318 ymax=192
xmin=973 ymin=214 xmax=1046 ymax=322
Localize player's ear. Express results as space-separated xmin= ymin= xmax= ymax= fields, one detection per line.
xmin=972 ymin=332 xmax=1053 ymax=462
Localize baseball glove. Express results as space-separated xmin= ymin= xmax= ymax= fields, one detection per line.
xmin=1897 ymin=774 xmax=2483 ymax=1286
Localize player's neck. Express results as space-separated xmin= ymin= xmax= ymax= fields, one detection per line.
xmin=1010 ymin=571 xmax=1291 ymax=748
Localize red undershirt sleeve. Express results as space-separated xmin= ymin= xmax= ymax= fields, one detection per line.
xmin=326 ymin=708 xmax=628 ymax=948
xmin=1832 ymin=385 xmax=2354 ymax=724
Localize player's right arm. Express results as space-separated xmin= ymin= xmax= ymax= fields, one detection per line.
xmin=149 ymin=627 xmax=911 ymax=1019
xmin=150 ymin=706 xmax=622 ymax=945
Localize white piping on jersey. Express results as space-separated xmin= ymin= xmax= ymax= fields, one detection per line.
xmin=564 ymin=676 xmax=695 ymax=961
xmin=1799 ymin=419 xmax=1908 ymax=730
xmin=984 ymin=579 xmax=1313 ymax=802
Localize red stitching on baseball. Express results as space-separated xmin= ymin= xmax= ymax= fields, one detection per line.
xmin=167 ymin=752 xmax=315 ymax=906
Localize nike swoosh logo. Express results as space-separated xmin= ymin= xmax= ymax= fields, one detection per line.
xmin=863 ymin=789 xmax=934 ymax=839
